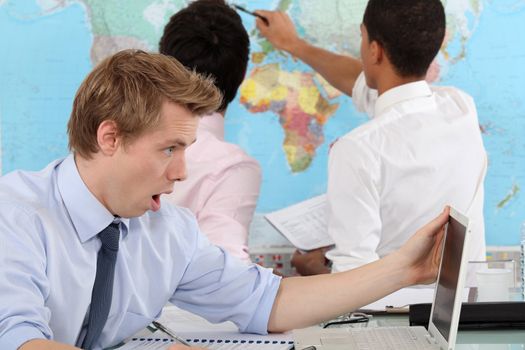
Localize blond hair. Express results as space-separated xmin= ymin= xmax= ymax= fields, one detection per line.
xmin=68 ymin=49 xmax=222 ymax=158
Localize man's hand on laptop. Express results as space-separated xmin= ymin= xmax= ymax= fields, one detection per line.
xmin=394 ymin=206 xmax=449 ymax=286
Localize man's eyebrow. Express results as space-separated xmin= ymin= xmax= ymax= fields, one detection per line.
xmin=165 ymin=138 xmax=197 ymax=147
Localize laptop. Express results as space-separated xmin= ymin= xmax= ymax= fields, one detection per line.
xmin=293 ymin=207 xmax=471 ymax=350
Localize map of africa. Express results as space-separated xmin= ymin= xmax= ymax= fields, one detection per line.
xmin=0 ymin=0 xmax=524 ymax=245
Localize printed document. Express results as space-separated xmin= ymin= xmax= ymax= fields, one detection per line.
xmin=264 ymin=194 xmax=332 ymax=251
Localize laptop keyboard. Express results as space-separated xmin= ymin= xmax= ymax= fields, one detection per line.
xmin=340 ymin=327 xmax=438 ymax=350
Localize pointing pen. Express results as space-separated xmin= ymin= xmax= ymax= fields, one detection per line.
xmin=233 ymin=5 xmax=269 ymax=26
xmin=151 ymin=320 xmax=191 ymax=346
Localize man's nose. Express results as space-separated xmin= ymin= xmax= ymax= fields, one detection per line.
xmin=167 ymin=154 xmax=187 ymax=182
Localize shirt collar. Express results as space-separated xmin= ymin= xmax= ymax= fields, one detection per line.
xmin=374 ymin=80 xmax=432 ymax=117
xmin=198 ymin=112 xmax=225 ymax=140
xmin=57 ymin=154 xmax=130 ymax=243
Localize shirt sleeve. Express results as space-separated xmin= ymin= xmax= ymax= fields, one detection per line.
xmin=169 ymin=221 xmax=281 ymax=335
xmin=196 ymin=160 xmax=262 ymax=264
xmin=352 ymin=72 xmax=378 ymax=118
xmin=325 ymin=137 xmax=382 ymax=272
xmin=0 ymin=203 xmax=52 ymax=349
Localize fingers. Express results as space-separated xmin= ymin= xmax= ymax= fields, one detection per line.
xmin=425 ymin=206 xmax=450 ymax=237
xmin=254 ymin=10 xmax=275 ymax=30
xmin=253 ymin=10 xmax=301 ymax=53
xmin=424 ymin=208 xmax=449 ymax=281
xmin=432 ymin=227 xmax=446 ymax=265
xmin=255 ymin=17 xmax=267 ymax=31
xmin=424 ymin=207 xmax=449 ymax=262
xmin=321 ymin=246 xmax=332 ymax=254
xmin=396 ymin=207 xmax=450 ymax=285
xmin=432 ymin=212 xmax=448 ymax=262
xmin=291 ymin=249 xmax=302 ymax=261
xmin=254 ymin=10 xmax=292 ymax=32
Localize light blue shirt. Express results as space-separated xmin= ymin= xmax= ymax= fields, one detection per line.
xmin=0 ymin=155 xmax=281 ymax=349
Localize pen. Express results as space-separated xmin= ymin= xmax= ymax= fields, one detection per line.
xmin=385 ymin=304 xmax=410 ymax=313
xmin=151 ymin=320 xmax=191 ymax=346
xmin=233 ymin=5 xmax=269 ymax=25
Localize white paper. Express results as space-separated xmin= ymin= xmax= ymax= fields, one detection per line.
xmin=248 ymin=213 xmax=294 ymax=248
xmin=264 ymin=194 xmax=332 ymax=251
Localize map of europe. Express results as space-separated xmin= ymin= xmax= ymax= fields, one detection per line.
xmin=0 ymin=0 xmax=524 ymax=245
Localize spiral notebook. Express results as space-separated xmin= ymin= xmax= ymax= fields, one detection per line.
xmin=119 ymin=305 xmax=293 ymax=349
xmin=120 ymin=335 xmax=293 ymax=349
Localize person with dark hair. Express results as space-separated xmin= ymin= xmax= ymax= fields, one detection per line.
xmin=159 ymin=0 xmax=259 ymax=263
xmin=256 ymin=0 xmax=487 ymax=276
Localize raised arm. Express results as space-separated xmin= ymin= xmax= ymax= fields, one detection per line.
xmin=255 ymin=10 xmax=362 ymax=96
xmin=267 ymin=207 xmax=449 ymax=332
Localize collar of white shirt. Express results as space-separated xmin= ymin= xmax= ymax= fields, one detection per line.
xmin=57 ymin=154 xmax=130 ymax=243
xmin=374 ymin=80 xmax=433 ymax=117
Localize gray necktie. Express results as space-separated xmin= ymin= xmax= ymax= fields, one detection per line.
xmin=81 ymin=221 xmax=120 ymax=349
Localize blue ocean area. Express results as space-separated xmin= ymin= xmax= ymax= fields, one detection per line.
xmin=0 ymin=1 xmax=92 ymax=173
xmin=442 ymin=2 xmax=525 ymax=244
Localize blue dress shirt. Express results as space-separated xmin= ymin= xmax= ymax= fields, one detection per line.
xmin=0 ymin=155 xmax=281 ymax=349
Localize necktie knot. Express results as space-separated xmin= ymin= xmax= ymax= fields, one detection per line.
xmin=99 ymin=222 xmax=120 ymax=252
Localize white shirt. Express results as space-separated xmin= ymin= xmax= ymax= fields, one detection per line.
xmin=165 ymin=113 xmax=262 ymax=263
xmin=326 ymin=72 xmax=487 ymax=274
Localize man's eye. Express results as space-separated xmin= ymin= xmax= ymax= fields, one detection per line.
xmin=164 ymin=147 xmax=175 ymax=156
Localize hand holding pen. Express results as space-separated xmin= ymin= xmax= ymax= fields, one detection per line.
xmin=233 ymin=5 xmax=269 ymax=25
xmin=252 ymin=10 xmax=303 ymax=55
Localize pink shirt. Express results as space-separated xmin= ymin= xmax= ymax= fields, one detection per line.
xmin=165 ymin=113 xmax=261 ymax=263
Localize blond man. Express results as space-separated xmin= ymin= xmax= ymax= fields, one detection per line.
xmin=0 ymin=49 xmax=449 ymax=350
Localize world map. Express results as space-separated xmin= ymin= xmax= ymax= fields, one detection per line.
xmin=0 ymin=0 xmax=524 ymax=245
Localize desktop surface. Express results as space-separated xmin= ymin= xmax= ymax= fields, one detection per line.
xmin=131 ymin=306 xmax=524 ymax=349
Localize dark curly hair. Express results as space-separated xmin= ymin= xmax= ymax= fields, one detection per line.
xmin=160 ymin=0 xmax=250 ymax=112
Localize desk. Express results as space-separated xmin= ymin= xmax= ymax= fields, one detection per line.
xmin=327 ymin=314 xmax=525 ymax=349
xmin=130 ymin=306 xmax=524 ymax=349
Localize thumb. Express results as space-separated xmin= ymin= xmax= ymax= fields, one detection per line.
xmin=426 ymin=206 xmax=450 ymax=237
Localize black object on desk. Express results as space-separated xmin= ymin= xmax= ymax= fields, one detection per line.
xmin=409 ymin=302 xmax=525 ymax=330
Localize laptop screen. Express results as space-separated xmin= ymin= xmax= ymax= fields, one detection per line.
xmin=430 ymin=215 xmax=467 ymax=341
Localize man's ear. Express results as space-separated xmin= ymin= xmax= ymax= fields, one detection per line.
xmin=370 ymin=40 xmax=384 ymax=65
xmin=96 ymin=120 xmax=120 ymax=156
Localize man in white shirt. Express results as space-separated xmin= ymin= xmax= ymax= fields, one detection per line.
xmin=159 ymin=0 xmax=259 ymax=263
xmin=256 ymin=0 xmax=487 ymax=276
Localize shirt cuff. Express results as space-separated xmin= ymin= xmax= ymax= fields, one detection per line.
xmin=242 ymin=266 xmax=282 ymax=334
xmin=0 ymin=323 xmax=47 ymax=350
